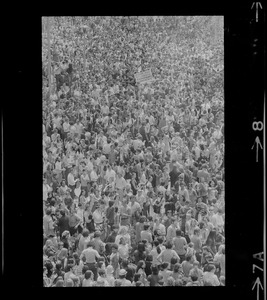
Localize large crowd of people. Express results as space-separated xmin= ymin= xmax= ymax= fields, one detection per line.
xmin=42 ymin=16 xmax=225 ymax=287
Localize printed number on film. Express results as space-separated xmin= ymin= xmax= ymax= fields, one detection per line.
xmin=252 ymin=121 xmax=263 ymax=131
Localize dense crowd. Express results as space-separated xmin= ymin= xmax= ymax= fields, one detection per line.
xmin=42 ymin=16 xmax=225 ymax=287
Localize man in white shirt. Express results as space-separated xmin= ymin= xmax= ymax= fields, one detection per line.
xmin=105 ymin=165 xmax=116 ymax=183
xmin=115 ymin=172 xmax=127 ymax=191
xmin=62 ymin=118 xmax=70 ymax=139
xmin=103 ymin=141 xmax=111 ymax=155
xmin=132 ymin=134 xmax=144 ymax=150
xmin=67 ymin=168 xmax=77 ymax=197
xmin=43 ymin=178 xmax=52 ymax=201
xmin=212 ymin=209 xmax=224 ymax=233
xmin=90 ymin=167 xmax=98 ymax=183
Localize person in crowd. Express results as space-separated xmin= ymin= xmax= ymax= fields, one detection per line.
xmin=172 ymin=229 xmax=187 ymax=263
xmin=157 ymin=241 xmax=180 ymax=266
xmin=202 ymin=264 xmax=220 ymax=286
xmin=80 ymin=241 xmax=100 ymax=281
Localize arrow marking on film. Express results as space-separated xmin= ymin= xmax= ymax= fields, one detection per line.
xmin=251 ymin=2 xmax=263 ymax=22
xmin=251 ymin=136 xmax=263 ymax=162
xmin=252 ymin=277 xmax=263 ymax=300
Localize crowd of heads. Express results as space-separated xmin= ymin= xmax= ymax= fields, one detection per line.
xmin=43 ymin=16 xmax=224 ymax=287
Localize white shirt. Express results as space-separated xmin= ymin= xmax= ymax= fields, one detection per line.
xmin=74 ymin=186 xmax=81 ymax=198
xmin=67 ymin=173 xmax=76 ymax=186
xmin=63 ymin=122 xmax=70 ymax=132
xmin=129 ymin=201 xmax=141 ymax=215
xmin=90 ymin=170 xmax=98 ymax=182
xmin=115 ymin=176 xmax=127 ymax=190
xmin=76 ymin=208 xmax=84 ymax=222
xmin=43 ymin=183 xmax=52 ymax=201
xmin=105 ymin=169 xmax=116 ymax=182
xmin=203 ymin=272 xmax=220 ymax=286
xmin=93 ymin=209 xmax=103 ymax=224
xmin=153 ymin=223 xmax=166 ymax=236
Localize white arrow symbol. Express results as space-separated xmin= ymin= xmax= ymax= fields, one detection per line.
xmin=251 ymin=2 xmax=263 ymax=22
xmin=251 ymin=136 xmax=263 ymax=162
xmin=252 ymin=277 xmax=263 ymax=300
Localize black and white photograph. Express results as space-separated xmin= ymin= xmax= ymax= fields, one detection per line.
xmin=41 ymin=16 xmax=225 ymax=287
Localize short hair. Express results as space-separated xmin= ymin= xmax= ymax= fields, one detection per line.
xmin=82 ymin=265 xmax=89 ymax=274
xmin=170 ymin=257 xmax=178 ymax=265
xmin=55 ymin=262 xmax=62 ymax=270
xmin=87 ymin=241 xmax=94 ymax=248
xmin=140 ymin=216 xmax=147 ymax=223
xmin=176 ymin=229 xmax=182 ymax=236
xmin=143 ymin=224 xmax=150 ymax=231
xmin=194 ymin=228 xmax=200 ymax=235
xmin=208 ymin=264 xmax=216 ymax=272
xmin=82 ymin=229 xmax=90 ymax=238
xmin=46 ymin=208 xmax=52 ymax=215
xmin=153 ymin=240 xmax=159 ymax=247
xmin=146 ymin=254 xmax=153 ymax=262
xmin=191 ymin=275 xmax=198 ymax=282
xmin=173 ymin=263 xmax=181 ymax=273
xmin=134 ymin=273 xmax=141 ymax=282
xmin=161 ymin=262 xmax=169 ymax=270
xmin=186 ymin=255 xmax=192 ymax=262
xmin=157 ymin=237 xmax=164 ymax=244
xmin=121 ymin=259 xmax=129 ymax=268
xmin=151 ymin=265 xmax=159 ymax=275
xmin=84 ymin=270 xmax=93 ymax=280
xmin=165 ymin=241 xmax=173 ymax=249
xmin=98 ymin=269 xmax=105 ymax=277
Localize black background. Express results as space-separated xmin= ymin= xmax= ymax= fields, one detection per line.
xmin=3 ymin=3 xmax=265 ymax=298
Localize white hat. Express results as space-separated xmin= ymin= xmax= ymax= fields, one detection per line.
xmin=106 ymin=265 xmax=114 ymax=274
xmin=119 ymin=269 xmax=127 ymax=276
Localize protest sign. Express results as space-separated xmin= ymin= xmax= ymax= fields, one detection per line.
xmin=134 ymin=69 xmax=154 ymax=84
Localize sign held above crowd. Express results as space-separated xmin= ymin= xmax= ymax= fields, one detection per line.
xmin=134 ymin=69 xmax=155 ymax=84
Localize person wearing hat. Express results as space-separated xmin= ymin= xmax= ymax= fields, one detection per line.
xmin=116 ymin=268 xmax=132 ymax=286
